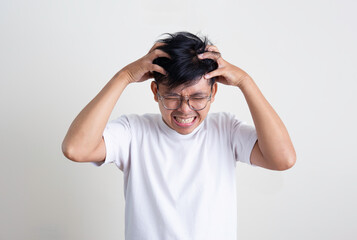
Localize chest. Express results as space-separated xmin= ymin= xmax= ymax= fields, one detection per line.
xmin=128 ymin=132 xmax=235 ymax=200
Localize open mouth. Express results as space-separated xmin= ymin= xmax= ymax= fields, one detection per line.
xmin=173 ymin=116 xmax=197 ymax=126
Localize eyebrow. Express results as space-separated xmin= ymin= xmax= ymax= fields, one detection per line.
xmin=163 ymin=91 xmax=208 ymax=97
xmin=190 ymin=92 xmax=208 ymax=97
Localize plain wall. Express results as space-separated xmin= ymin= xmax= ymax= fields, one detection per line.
xmin=1 ymin=0 xmax=356 ymax=239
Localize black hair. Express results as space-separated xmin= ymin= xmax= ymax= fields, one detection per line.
xmin=153 ymin=31 xmax=218 ymax=90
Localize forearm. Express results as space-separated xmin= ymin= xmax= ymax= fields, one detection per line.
xmin=62 ymin=71 xmax=130 ymax=159
xmin=238 ymin=76 xmax=296 ymax=168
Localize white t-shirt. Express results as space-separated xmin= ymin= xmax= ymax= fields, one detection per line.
xmin=96 ymin=112 xmax=258 ymax=240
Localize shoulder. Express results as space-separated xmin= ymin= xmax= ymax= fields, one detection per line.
xmin=126 ymin=113 xmax=161 ymax=124
xmin=207 ymin=112 xmax=235 ymax=119
xmin=205 ymin=112 xmax=251 ymax=133
xmin=106 ymin=113 xmax=162 ymax=138
xmin=111 ymin=113 xmax=160 ymax=122
xmin=206 ymin=112 xmax=236 ymax=125
xmin=111 ymin=113 xmax=161 ymax=131
xmin=202 ymin=112 xmax=234 ymax=135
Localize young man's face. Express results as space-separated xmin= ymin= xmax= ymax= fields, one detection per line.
xmin=151 ymin=76 xmax=218 ymax=135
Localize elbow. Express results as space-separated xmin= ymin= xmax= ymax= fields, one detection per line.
xmin=276 ymin=152 xmax=296 ymax=171
xmin=62 ymin=141 xmax=83 ymax=162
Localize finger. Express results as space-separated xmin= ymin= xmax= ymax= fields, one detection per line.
xmin=150 ymin=48 xmax=171 ymax=60
xmin=204 ymin=68 xmax=224 ymax=79
xmin=198 ymin=51 xmax=221 ymax=61
xmin=151 ymin=64 xmax=167 ymax=76
xmin=206 ymin=45 xmax=219 ymax=52
xmin=148 ymin=42 xmax=166 ymax=53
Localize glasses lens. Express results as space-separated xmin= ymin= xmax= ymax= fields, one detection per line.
xmin=163 ymin=98 xmax=181 ymax=110
xmin=159 ymin=92 xmax=211 ymax=111
xmin=189 ymin=98 xmax=209 ymax=110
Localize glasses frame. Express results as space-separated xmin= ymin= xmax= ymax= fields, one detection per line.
xmin=156 ymin=84 xmax=213 ymax=111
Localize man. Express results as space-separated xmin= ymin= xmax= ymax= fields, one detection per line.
xmin=62 ymin=32 xmax=296 ymax=240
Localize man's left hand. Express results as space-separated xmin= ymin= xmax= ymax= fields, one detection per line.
xmin=198 ymin=45 xmax=251 ymax=88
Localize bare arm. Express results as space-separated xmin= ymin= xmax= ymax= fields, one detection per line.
xmin=238 ymin=76 xmax=296 ymax=170
xmin=198 ymin=46 xmax=296 ymax=171
xmin=62 ymin=43 xmax=170 ymax=163
xmin=62 ymin=73 xmax=129 ymax=162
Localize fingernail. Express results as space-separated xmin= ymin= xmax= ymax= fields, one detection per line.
xmin=198 ymin=53 xmax=204 ymax=58
xmin=205 ymin=74 xmax=210 ymax=79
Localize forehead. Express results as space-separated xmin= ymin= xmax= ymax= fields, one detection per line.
xmin=159 ymin=77 xmax=211 ymax=94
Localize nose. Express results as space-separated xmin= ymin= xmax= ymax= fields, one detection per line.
xmin=178 ymin=98 xmax=192 ymax=113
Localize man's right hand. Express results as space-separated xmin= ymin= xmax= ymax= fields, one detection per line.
xmin=120 ymin=42 xmax=171 ymax=84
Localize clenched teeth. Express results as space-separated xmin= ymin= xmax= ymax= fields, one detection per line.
xmin=175 ymin=117 xmax=195 ymax=124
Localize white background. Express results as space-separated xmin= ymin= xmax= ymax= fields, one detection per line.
xmin=1 ymin=0 xmax=356 ymax=239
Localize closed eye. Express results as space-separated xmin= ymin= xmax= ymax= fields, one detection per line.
xmin=190 ymin=97 xmax=209 ymax=100
xmin=163 ymin=93 xmax=180 ymax=98
xmin=164 ymin=97 xmax=181 ymax=100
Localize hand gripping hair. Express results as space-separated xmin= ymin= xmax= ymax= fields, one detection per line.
xmin=153 ymin=31 xmax=218 ymax=90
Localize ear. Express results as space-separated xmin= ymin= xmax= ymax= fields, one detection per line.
xmin=151 ymin=81 xmax=159 ymax=102
xmin=210 ymin=82 xmax=218 ymax=103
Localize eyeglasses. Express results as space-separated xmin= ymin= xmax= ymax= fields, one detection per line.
xmin=157 ymin=91 xmax=212 ymax=111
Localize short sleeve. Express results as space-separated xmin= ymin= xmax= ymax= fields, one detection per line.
xmin=230 ymin=115 xmax=258 ymax=166
xmin=92 ymin=115 xmax=131 ymax=171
